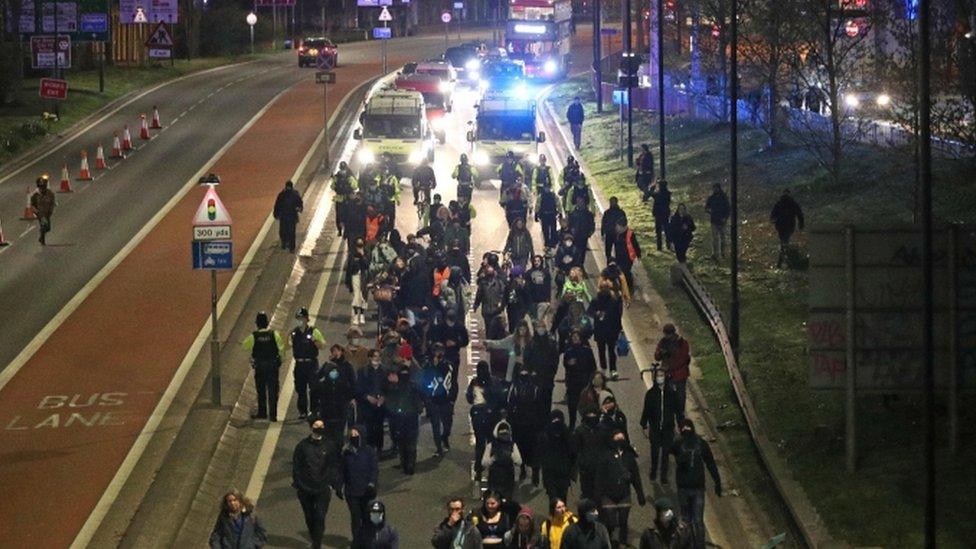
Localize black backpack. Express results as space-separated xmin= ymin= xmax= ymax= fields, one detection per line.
xmin=499 ymin=162 xmax=519 ymax=182
xmin=457 ymin=164 xmax=473 ymax=183
xmin=539 ymin=191 xmax=558 ymax=215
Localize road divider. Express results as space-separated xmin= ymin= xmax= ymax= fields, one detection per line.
xmin=78 ymin=151 xmax=93 ymax=181
xmin=94 ymin=143 xmax=107 ymax=170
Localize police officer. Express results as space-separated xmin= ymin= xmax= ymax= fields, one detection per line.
xmin=291 ymin=307 xmax=326 ymax=419
xmin=376 ymin=162 xmax=401 ymax=228
xmin=452 ymin=154 xmax=479 ymax=203
xmin=243 ymin=312 xmax=285 ymax=421
xmin=529 ymin=154 xmax=554 ymax=194
xmin=496 ymin=151 xmax=524 ymax=199
xmin=273 ymin=180 xmax=304 ymax=252
xmin=331 ymin=162 xmax=359 ymax=236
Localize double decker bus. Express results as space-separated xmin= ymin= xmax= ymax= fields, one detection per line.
xmin=505 ymin=0 xmax=572 ymax=80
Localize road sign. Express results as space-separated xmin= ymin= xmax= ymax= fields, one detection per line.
xmin=315 ymin=71 xmax=336 ymax=84
xmin=145 ymin=22 xmax=174 ymax=48
xmin=316 ymin=51 xmax=334 ymax=71
xmin=120 ymin=0 xmax=179 ymax=24
xmin=80 ymin=13 xmax=108 ymax=32
xmin=39 ymin=78 xmax=68 ymax=100
xmin=30 ymin=35 xmax=71 ymax=69
xmin=193 ymin=225 xmax=232 ymax=241
xmin=441 ymin=11 xmax=452 ymax=23
xmin=600 ymin=27 xmax=619 ymax=35
xmin=192 ymin=240 xmax=233 ymax=270
xmin=378 ymin=6 xmax=393 ymax=21
xmin=373 ymin=26 xmax=392 ymax=39
xmin=149 ymin=48 xmax=172 ymax=58
xmin=193 ymin=186 xmax=233 ymax=226
xmin=453 ymin=1 xmax=463 ymax=9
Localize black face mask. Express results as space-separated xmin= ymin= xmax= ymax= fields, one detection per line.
xmin=583 ymin=415 xmax=598 ymax=427
xmin=350 ymin=435 xmax=361 ymax=447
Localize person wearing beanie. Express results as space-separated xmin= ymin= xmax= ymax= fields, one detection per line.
xmin=383 ymin=364 xmax=422 ymax=475
xmin=560 ymin=499 xmax=611 ymax=549
xmin=572 ymin=410 xmax=607 ymax=501
xmin=669 ymin=419 xmax=721 ymax=548
xmin=639 ymin=497 xmax=693 ymax=548
xmin=594 ymin=429 xmax=646 ymax=547
xmin=503 ymin=506 xmax=540 ymax=548
xmin=342 ymin=425 xmax=378 ymax=547
xmin=355 ymin=499 xmax=399 ymax=548
xmin=482 ymin=419 xmax=524 ymax=501
xmin=535 ymin=409 xmax=577 ymax=502
xmin=597 ymin=392 xmax=630 ymax=446
xmin=467 ymin=360 xmax=503 ymax=482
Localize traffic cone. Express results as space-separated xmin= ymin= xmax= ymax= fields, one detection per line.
xmin=111 ymin=132 xmax=124 ymax=159
xmin=122 ymin=125 xmax=133 ymax=151
xmin=150 ymin=106 xmax=162 ymax=129
xmin=0 ymin=217 xmax=10 ymax=247
xmin=94 ymin=143 xmax=107 ymax=169
xmin=59 ymin=163 xmax=73 ymax=193
xmin=139 ymin=114 xmax=150 ymax=140
xmin=78 ymin=151 xmax=93 ymax=181
xmin=22 ymin=187 xmax=36 ymax=220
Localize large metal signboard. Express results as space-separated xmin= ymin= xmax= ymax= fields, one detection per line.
xmin=119 ymin=0 xmax=178 ymax=24
xmin=30 ymin=34 xmax=71 ymax=68
xmin=19 ymin=0 xmax=110 ymax=40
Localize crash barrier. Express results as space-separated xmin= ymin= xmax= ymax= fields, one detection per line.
xmin=675 ymin=263 xmax=832 ymax=549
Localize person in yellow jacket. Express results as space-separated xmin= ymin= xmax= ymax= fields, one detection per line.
xmin=375 ymin=164 xmax=401 ymax=227
xmin=330 ymin=161 xmax=359 ymax=236
xmin=453 ymin=154 xmax=480 ymax=203
xmin=529 ymin=154 xmax=554 ymax=193
xmin=540 ymin=497 xmax=578 ymax=549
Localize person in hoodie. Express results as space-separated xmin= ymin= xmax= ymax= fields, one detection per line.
xmin=577 ymin=371 xmax=613 ymax=422
xmin=597 ymin=392 xmax=629 ymax=446
xmin=525 ymin=255 xmax=553 ymax=319
xmin=600 ymin=197 xmax=627 ymax=264
xmin=507 ymin=368 xmax=543 ymax=485
xmin=445 ymin=239 xmax=472 ymax=281
xmin=524 ymin=320 xmax=559 ymax=414
xmin=315 ymin=345 xmax=357 ymax=442
xmin=557 ymin=301 xmax=594 ymax=354
xmin=355 ymin=500 xmax=399 ymax=549
xmin=540 ymin=497 xmax=578 ymax=549
xmin=554 ymin=234 xmax=585 ymax=296
xmin=503 ymin=507 xmax=541 ymax=548
xmin=209 ymin=491 xmax=267 ymax=549
xmin=420 ymin=343 xmax=457 ymax=456
xmin=587 ymin=280 xmax=624 ymax=379
xmin=399 ymin=255 xmax=433 ymax=327
xmin=563 ymin=329 xmax=598 ymax=428
xmin=536 ymin=410 xmax=577 ymax=502
xmin=482 ymin=420 xmax=523 ymax=501
xmin=669 ymin=419 xmax=722 ymax=549
xmin=474 ymin=266 xmax=507 ymax=331
xmin=638 ymin=497 xmax=693 ymax=549
xmin=504 ymin=217 xmax=535 ymax=269
xmin=292 ymin=418 xmax=342 ymax=549
xmin=640 ymin=367 xmax=678 ymax=485
xmin=504 ymin=271 xmax=533 ymax=334
xmin=559 ymin=499 xmax=611 ymax=549
xmin=356 ymin=350 xmax=388 ymax=452
xmin=573 ymin=412 xmax=607 ymax=501
xmin=428 ymin=309 xmax=470 ymax=371
xmin=383 ymin=364 xmax=423 ymax=475
xmin=468 ymin=360 xmax=503 ymax=482
xmin=342 ymin=426 xmax=379 ymax=547
xmin=594 ymin=429 xmax=647 ymax=547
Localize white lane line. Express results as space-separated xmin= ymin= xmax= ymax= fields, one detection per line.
xmin=51 ymin=86 xmax=294 ymax=549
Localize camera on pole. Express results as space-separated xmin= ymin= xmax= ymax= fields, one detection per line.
xmin=617 ymin=52 xmax=641 ymax=89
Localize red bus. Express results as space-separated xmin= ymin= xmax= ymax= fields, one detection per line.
xmin=505 ymin=0 xmax=573 ymax=80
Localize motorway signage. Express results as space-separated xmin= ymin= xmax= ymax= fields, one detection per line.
xmin=357 ymin=0 xmax=392 ymax=6
xmin=441 ymin=11 xmax=452 ymax=23
xmin=18 ymin=0 xmax=110 ymax=40
xmin=80 ymin=13 xmax=108 ymax=32
xmin=378 ymin=6 xmax=393 ymax=21
xmin=30 ymin=35 xmax=71 ymax=69
xmin=149 ymin=48 xmax=171 ymax=58
xmin=145 ymin=22 xmax=174 ymax=47
xmin=39 ymin=78 xmax=68 ymax=100
xmin=119 ymin=0 xmax=179 ymax=23
xmin=373 ymin=26 xmax=392 ymax=39
xmin=192 ymin=240 xmax=233 ymax=270
xmin=255 ymin=0 xmax=296 ymax=5
xmin=316 ymin=71 xmax=336 ymax=84
xmin=453 ymin=1 xmax=463 ymax=9
xmin=193 ymin=186 xmax=233 ymax=226
xmin=193 ymin=225 xmax=232 ymax=241
xmin=316 ymin=50 xmax=335 ymax=70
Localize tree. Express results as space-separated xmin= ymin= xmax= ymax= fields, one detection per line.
xmin=0 ymin=0 xmax=25 ymax=106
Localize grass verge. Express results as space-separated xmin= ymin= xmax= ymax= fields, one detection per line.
xmin=548 ymin=76 xmax=976 ymax=548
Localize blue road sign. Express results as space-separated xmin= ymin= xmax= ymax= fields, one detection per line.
xmin=612 ymin=89 xmax=630 ymax=105
xmin=192 ymin=240 xmax=234 ymax=270
xmin=373 ymin=27 xmax=392 ymax=39
xmin=453 ymin=1 xmax=464 ymax=8
xmin=80 ymin=13 xmax=109 ymax=33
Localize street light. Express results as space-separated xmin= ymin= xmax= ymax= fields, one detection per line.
xmin=246 ymin=12 xmax=258 ymax=55
xmin=876 ymin=93 xmax=891 ymax=107
xmin=844 ymin=94 xmax=860 ymax=109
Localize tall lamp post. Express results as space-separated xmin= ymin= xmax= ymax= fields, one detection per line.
xmin=246 ymin=12 xmax=257 ymax=55
xmin=729 ymin=0 xmax=739 ymax=357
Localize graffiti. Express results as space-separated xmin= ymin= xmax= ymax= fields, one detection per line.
xmin=811 ymin=353 xmax=846 ymax=387
xmin=808 ymin=320 xmax=845 ymax=348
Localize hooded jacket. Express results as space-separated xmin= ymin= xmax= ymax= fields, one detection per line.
xmin=341 ymin=429 xmax=379 ymax=498
xmin=292 ymin=435 xmax=340 ymax=495
xmin=536 ymin=411 xmax=577 ymax=491
xmin=208 ymin=503 xmax=268 ymax=549
xmin=503 ymin=508 xmax=542 ymax=548
xmin=356 ymin=500 xmax=399 ymax=549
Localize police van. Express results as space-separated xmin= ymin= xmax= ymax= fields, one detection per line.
xmin=466 ymin=90 xmax=545 ymax=178
xmin=353 ymin=89 xmax=436 ymax=169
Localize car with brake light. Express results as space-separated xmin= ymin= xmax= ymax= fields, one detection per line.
xmin=394 ymin=61 xmax=457 ymax=143
xmin=479 ymin=59 xmax=527 ymax=97
xmin=465 ymin=89 xmax=545 ymax=178
xmin=353 ymin=89 xmax=435 ymax=170
xmin=443 ymin=45 xmax=482 ymax=84
xmin=297 ymin=37 xmax=338 ymax=68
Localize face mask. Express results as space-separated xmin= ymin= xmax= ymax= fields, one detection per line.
xmin=350 ymin=435 xmax=361 ymax=447
xmin=311 ymin=427 xmax=325 ymax=439
xmin=585 ymin=511 xmax=599 ymax=524
xmin=613 ymin=439 xmax=627 ymax=449
xmin=659 ymin=508 xmax=675 ymax=527
xmin=328 ymin=369 xmax=340 ymax=381
xmin=370 ymin=512 xmax=384 ymax=525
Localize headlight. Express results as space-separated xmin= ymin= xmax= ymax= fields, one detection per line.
xmin=513 ymin=84 xmax=530 ymax=100
xmin=309 ymin=48 xmax=319 ymax=56
xmin=408 ymin=149 xmax=425 ymax=164
xmin=431 ymin=117 xmax=447 ymax=131
xmin=473 ymin=150 xmax=490 ymax=166
xmin=844 ymin=94 xmax=860 ymax=108
xmin=357 ymin=148 xmax=375 ymax=165
xmin=544 ymin=59 xmax=558 ymax=74
xmin=465 ymin=59 xmax=481 ymax=71
xmin=479 ymin=79 xmax=490 ymax=92
xmin=439 ymin=81 xmax=451 ymax=93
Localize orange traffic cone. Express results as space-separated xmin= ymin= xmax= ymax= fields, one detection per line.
xmin=22 ymin=187 xmax=36 ymax=220
xmin=122 ymin=125 xmax=133 ymax=151
xmin=78 ymin=151 xmax=93 ymax=181
xmin=94 ymin=143 xmax=107 ymax=169
xmin=0 ymin=217 xmax=10 ymax=246
xmin=139 ymin=114 xmax=150 ymax=140
xmin=150 ymin=106 xmax=162 ymax=129
xmin=111 ymin=132 xmax=124 ymax=158
xmin=59 ymin=163 xmax=73 ymax=192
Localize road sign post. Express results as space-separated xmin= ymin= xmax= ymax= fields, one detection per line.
xmin=145 ymin=22 xmax=174 ymax=60
xmin=192 ymin=182 xmax=233 ymax=406
xmin=378 ymin=6 xmax=392 ymax=75
xmin=39 ymin=78 xmax=68 ymax=100
xmin=441 ymin=11 xmax=452 ymax=47
xmin=316 ymin=70 xmax=336 ymax=169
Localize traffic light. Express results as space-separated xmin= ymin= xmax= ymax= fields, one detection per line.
xmin=207 ymin=199 xmax=217 ymax=221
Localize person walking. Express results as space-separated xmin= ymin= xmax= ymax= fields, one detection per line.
xmin=345 ymin=192 xmax=368 ymax=246
xmin=769 ymin=189 xmax=805 ymax=268
xmin=273 ymin=180 xmax=303 ymax=252
xmin=567 ymin=96 xmax=585 ymax=149
xmin=356 ymin=350 xmax=388 ymax=452
xmin=563 ymin=330 xmax=598 ymax=428
xmin=594 ymin=429 xmax=646 ymax=547
xmin=209 ymin=491 xmax=268 ymax=549
xmin=31 ymin=175 xmax=56 ymax=245
xmin=474 ymin=266 xmax=507 ymax=333
xmin=431 ymin=497 xmax=483 ymax=549
xmin=704 ymin=184 xmax=730 ymax=260
xmin=668 ymin=204 xmax=696 ymax=263
xmin=525 ymin=319 xmax=560 ymax=414
xmin=505 ymin=218 xmax=535 ymax=270
xmin=535 ymin=185 xmax=561 ymax=249
xmin=640 ymin=367 xmax=678 ymax=485
xmin=600 ymin=197 xmax=627 ymax=264
xmin=356 ymin=500 xmax=399 ymax=549
xmin=636 ymin=145 xmax=655 ymax=202
xmin=540 ymin=497 xmax=578 ymax=549
xmin=292 ymin=417 xmax=342 ymax=549
xmin=588 ymin=280 xmax=624 ymax=379
xmin=467 ymin=360 xmax=503 ymax=482
xmin=331 ymin=161 xmax=359 ymax=236
xmin=482 ymin=419 xmax=523 ymax=501
xmin=498 ymin=151 xmax=525 ymax=197
xmin=290 ymin=307 xmax=326 ymax=420
xmin=536 ymin=410 xmax=577 ymax=503
xmin=243 ymin=312 xmax=285 ymax=422
xmin=654 ymin=324 xmax=691 ymax=423
xmin=453 ymin=154 xmax=479 ymax=202
xmin=419 ymin=343 xmax=457 ymax=456
xmin=342 ymin=425 xmax=379 ymax=547
xmin=650 ymin=180 xmax=672 ymax=251
xmin=346 ymin=239 xmax=370 ymax=325
xmin=560 ymin=499 xmax=612 ymax=549
xmin=612 ymin=221 xmax=642 ymax=294
xmin=573 ymin=411 xmax=606 ymax=501
xmin=315 ymin=345 xmax=357 ymax=441
xmin=503 ymin=507 xmax=541 ymax=548
xmin=669 ymin=419 xmax=722 ymax=549
xmin=530 ymin=155 xmax=555 ymax=194
xmin=638 ymin=498 xmax=693 ymax=549
xmin=384 ymin=364 xmax=423 ymax=475
xmin=508 ymin=368 xmax=543 ymax=484
xmin=578 ymin=371 xmax=613 ymax=421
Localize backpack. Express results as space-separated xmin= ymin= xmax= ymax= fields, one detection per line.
xmin=457 ymin=163 xmax=473 ymax=183
xmin=539 ymin=191 xmax=558 ymax=216
xmin=675 ymin=436 xmax=703 ymax=479
xmin=499 ymin=161 xmax=519 ymax=182
xmin=488 ymin=441 xmax=515 ymax=485
xmin=335 ymin=173 xmax=352 ymax=195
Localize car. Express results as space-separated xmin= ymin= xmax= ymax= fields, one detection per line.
xmin=298 ymin=37 xmax=338 ymax=68
xmin=443 ymin=45 xmax=482 ymax=84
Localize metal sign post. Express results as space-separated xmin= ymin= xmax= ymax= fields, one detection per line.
xmin=378 ymin=6 xmax=392 ymax=74
xmin=442 ymin=11 xmax=452 ymax=47
xmin=316 ymin=70 xmax=337 ymax=169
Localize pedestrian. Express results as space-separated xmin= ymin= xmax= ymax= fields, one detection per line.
xmin=636 ymin=145 xmax=655 ymax=202
xmin=578 ymin=370 xmax=613 ymax=420
xmin=508 ymin=368 xmax=543 ymax=485
xmin=505 ymin=218 xmax=535 ymax=269
xmin=561 ymin=172 xmax=594 ymax=214
xmin=420 ymin=343 xmax=457 ymax=456
xmin=535 ymin=186 xmax=561 ymax=248
xmin=530 ymin=155 xmax=554 ymax=193
xmin=556 ymin=299 xmax=594 ymax=351
xmin=315 ymin=345 xmax=357 ymax=441
xmin=598 ymin=263 xmax=631 ymax=308
xmin=383 ymin=363 xmax=423 ymax=475
xmin=525 ymin=255 xmax=553 ymax=320
xmin=355 ymin=500 xmax=399 ymax=549
xmin=595 ymin=429 xmax=646 ymax=547
xmin=613 ymin=221 xmax=641 ymax=292
xmin=650 ymin=180 xmax=672 ymax=251
xmin=568 ymin=197 xmax=596 ymax=250
xmin=345 ymin=192 xmax=368 ymax=246
xmin=567 ymin=96 xmax=585 ymax=149
xmin=485 ymin=321 xmax=534 ymax=382
xmin=243 ymin=312 xmax=285 ymax=422
xmin=342 ymin=425 xmax=379 ymax=547
xmin=429 ymin=308 xmax=470 ymax=370
xmin=498 ymin=151 xmax=525 ymax=197
xmin=474 ymin=490 xmax=513 ymax=546
xmin=346 ymin=327 xmax=370 ymax=369
xmin=573 ymin=412 xmax=606 ymax=501
xmin=482 ymin=419 xmax=523 ymax=501
xmin=525 ymin=320 xmax=559 ymax=414
xmin=474 ymin=266 xmax=507 ymax=333
xmin=208 ymin=491 xmax=268 ymax=549
xmin=562 ymin=267 xmax=591 ymax=304
xmin=346 ymin=239 xmax=370 ymax=325
xmin=563 ymin=329 xmax=597 ymax=428
xmin=356 ymin=350 xmax=388 ymax=452
xmin=704 ymin=184 xmax=730 ymax=260
xmin=540 ymin=497 xmax=578 ymax=549
xmin=453 ymin=154 xmax=479 ymax=202
xmin=290 ymin=307 xmax=326 ymax=420
xmin=669 ymin=419 xmax=722 ymax=549
xmin=668 ymin=204 xmax=696 ymax=263
xmin=769 ymin=188 xmax=805 ymax=268
xmin=292 ymin=417 xmax=342 ymax=549
xmin=536 ymin=410 xmax=576 ymax=503
xmin=30 ymin=175 xmax=56 ymax=245
xmin=468 ymin=360 xmax=503 ymax=482
xmin=653 ymin=324 xmax=691 ymax=423
xmin=331 ymin=161 xmax=359 ymax=236
xmin=640 ymin=367 xmax=678 ymax=485
xmin=505 ymin=274 xmax=533 ymax=335
xmin=431 ymin=497 xmax=483 ymax=549
xmin=638 ymin=498 xmax=693 ymax=549
xmin=273 ymin=180 xmax=303 ymax=252
xmin=560 ymin=499 xmax=612 ymax=549
xmin=503 ymin=507 xmax=541 ymax=548
xmin=597 ymin=392 xmax=630 ymax=445
xmin=600 ymin=197 xmax=627 ymax=263
xmin=588 ymin=280 xmax=624 ymax=379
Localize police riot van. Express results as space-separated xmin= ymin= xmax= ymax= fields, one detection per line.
xmin=466 ymin=89 xmax=545 ymax=178
xmin=353 ymin=89 xmax=435 ymax=169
